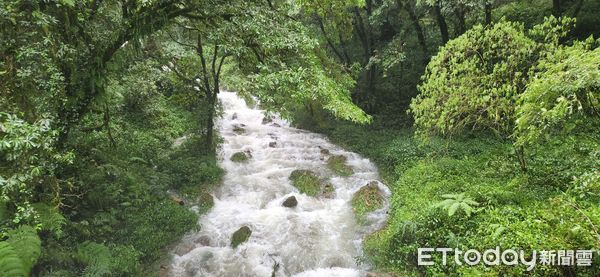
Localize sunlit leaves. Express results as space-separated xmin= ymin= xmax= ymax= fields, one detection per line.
xmin=515 ymin=40 xmax=600 ymax=146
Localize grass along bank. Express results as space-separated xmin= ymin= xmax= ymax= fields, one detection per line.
xmin=315 ymin=120 xmax=599 ymax=276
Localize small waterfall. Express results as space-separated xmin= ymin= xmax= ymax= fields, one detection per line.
xmin=169 ymin=91 xmax=390 ymax=277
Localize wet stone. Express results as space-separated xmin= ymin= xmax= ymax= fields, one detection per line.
xmin=194 ymin=235 xmax=211 ymax=246
xmin=282 ymin=196 xmax=298 ymax=208
xmin=231 ymin=226 xmax=252 ymax=248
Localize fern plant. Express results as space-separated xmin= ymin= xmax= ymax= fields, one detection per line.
xmin=75 ymin=241 xmax=114 ymax=277
xmin=0 ymin=225 xmax=41 ymax=276
xmin=434 ymin=193 xmax=479 ymax=217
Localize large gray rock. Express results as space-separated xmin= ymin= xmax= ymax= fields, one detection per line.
xmin=282 ymin=196 xmax=298 ymax=208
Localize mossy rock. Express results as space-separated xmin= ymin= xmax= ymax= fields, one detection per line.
xmin=198 ymin=192 xmax=214 ymax=214
xmin=231 ymin=226 xmax=252 ymax=248
xmin=233 ymin=124 xmax=246 ymax=135
xmin=327 ymin=155 xmax=353 ymax=176
xmin=230 ymin=151 xmax=250 ymax=163
xmin=322 ymin=183 xmax=335 ymax=198
xmin=352 ymin=181 xmax=385 ymax=222
xmin=289 ymin=170 xmax=321 ymax=196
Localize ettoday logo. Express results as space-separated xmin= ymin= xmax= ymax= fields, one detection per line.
xmin=418 ymin=247 xmax=595 ymax=271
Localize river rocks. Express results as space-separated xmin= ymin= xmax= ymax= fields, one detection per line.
xmin=282 ymin=196 xmax=298 ymax=208
xmin=231 ymin=226 xmax=252 ymax=248
xmin=321 ymin=183 xmax=335 ymax=199
xmin=327 ymin=155 xmax=353 ymax=176
xmin=351 ymin=181 xmax=385 ymax=223
xmin=289 ymin=170 xmax=335 ymax=198
xmin=289 ymin=170 xmax=321 ymax=196
xmin=198 ymin=192 xmax=214 ymax=213
xmin=194 ymin=235 xmax=211 ymax=246
xmin=269 ymin=141 xmax=277 ymax=148
xmin=171 ymin=195 xmax=185 ymax=206
xmin=319 ymin=146 xmax=330 ymax=155
xmin=231 ymin=113 xmax=238 ymax=120
xmin=262 ymin=115 xmax=273 ymax=124
xmin=232 ymin=124 xmax=246 ymax=135
xmin=230 ymin=151 xmax=250 ymax=162
xmin=174 ymin=243 xmax=195 ymax=256
xmin=271 ymin=123 xmax=281 ymax=127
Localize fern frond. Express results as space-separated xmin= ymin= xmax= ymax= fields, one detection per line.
xmin=0 ymin=241 xmax=27 ymax=277
xmin=76 ymin=241 xmax=114 ymax=277
xmin=32 ymin=203 xmax=67 ymax=238
xmin=6 ymin=225 xmax=42 ymax=275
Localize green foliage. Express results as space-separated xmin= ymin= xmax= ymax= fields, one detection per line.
xmin=0 ymin=113 xmax=73 ymax=225
xmin=433 ymin=193 xmax=479 ymax=217
xmin=75 ymin=241 xmax=113 ymax=277
xmin=289 ymin=170 xmax=322 ymax=196
xmin=515 ymin=40 xmax=600 ymax=146
xmin=327 ymin=155 xmax=354 ymax=176
xmin=322 ymin=121 xmax=598 ymax=276
xmin=32 ymin=203 xmax=67 ymax=238
xmin=74 ymin=241 xmax=142 ymax=277
xmin=411 ymin=21 xmax=538 ymax=137
xmin=0 ymin=241 xmax=26 ymax=277
xmin=0 ymin=225 xmax=41 ymax=276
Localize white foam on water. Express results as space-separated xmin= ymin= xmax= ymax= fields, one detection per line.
xmin=169 ymin=91 xmax=390 ymax=277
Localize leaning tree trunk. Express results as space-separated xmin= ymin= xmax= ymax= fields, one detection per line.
xmin=400 ymin=0 xmax=429 ymax=64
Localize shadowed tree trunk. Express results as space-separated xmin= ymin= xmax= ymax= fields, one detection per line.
xmin=399 ymin=0 xmax=429 ymax=64
xmin=454 ymin=5 xmax=466 ymax=36
xmin=485 ymin=2 xmax=492 ymax=25
xmin=553 ymin=0 xmax=561 ymax=17
xmin=433 ymin=0 xmax=449 ymax=43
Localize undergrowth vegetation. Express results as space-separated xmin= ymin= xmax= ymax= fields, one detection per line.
xmin=318 ymin=117 xmax=598 ymax=276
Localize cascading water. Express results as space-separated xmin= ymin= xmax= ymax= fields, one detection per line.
xmin=169 ymin=91 xmax=390 ymax=277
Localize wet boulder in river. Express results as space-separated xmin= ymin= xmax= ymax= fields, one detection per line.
xmin=282 ymin=196 xmax=298 ymax=208
xmin=231 ymin=226 xmax=252 ymax=248
xmin=232 ymin=124 xmax=246 ymax=134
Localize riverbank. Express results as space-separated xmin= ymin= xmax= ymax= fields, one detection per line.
xmin=32 ymin=94 xmax=224 ymax=275
xmin=312 ymin=120 xmax=599 ymax=276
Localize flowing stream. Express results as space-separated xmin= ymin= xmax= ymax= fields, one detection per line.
xmin=169 ymin=91 xmax=390 ymax=277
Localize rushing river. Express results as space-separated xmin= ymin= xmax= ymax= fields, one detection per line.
xmin=169 ymin=91 xmax=390 ymax=277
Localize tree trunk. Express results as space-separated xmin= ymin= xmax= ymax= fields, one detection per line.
xmin=205 ymin=90 xmax=218 ymax=152
xmin=316 ymin=16 xmax=345 ymax=63
xmin=485 ymin=2 xmax=492 ymax=25
xmin=454 ymin=5 xmax=466 ymax=36
xmin=516 ymin=146 xmax=527 ymax=172
xmin=553 ymin=0 xmax=561 ymax=17
xmin=400 ymin=0 xmax=429 ymax=64
xmin=433 ymin=1 xmax=449 ymax=43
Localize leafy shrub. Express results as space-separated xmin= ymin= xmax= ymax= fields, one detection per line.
xmin=410 ymin=21 xmax=537 ymax=137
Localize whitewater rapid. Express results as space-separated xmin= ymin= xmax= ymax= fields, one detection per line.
xmin=169 ymin=91 xmax=390 ymax=277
